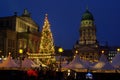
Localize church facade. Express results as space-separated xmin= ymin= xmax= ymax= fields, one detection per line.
xmin=0 ymin=9 xmax=56 ymax=64
xmin=74 ymin=9 xmax=101 ymax=62
xmin=0 ymin=9 xmax=40 ymax=58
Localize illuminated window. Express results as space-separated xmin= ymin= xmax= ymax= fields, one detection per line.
xmin=111 ymin=57 xmax=112 ymax=59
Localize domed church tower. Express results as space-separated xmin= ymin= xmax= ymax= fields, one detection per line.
xmin=79 ymin=9 xmax=98 ymax=46
xmin=74 ymin=9 xmax=100 ymax=62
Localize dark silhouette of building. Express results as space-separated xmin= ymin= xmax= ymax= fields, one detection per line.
xmin=73 ymin=8 xmax=120 ymax=62
xmin=0 ymin=9 xmax=40 ymax=58
xmin=74 ymin=8 xmax=101 ymax=62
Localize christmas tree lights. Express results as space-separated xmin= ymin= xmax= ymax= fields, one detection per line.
xmin=39 ymin=14 xmax=55 ymax=64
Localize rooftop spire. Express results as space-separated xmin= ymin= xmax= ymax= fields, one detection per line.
xmin=14 ymin=12 xmax=17 ymax=16
xmin=86 ymin=5 xmax=89 ymax=11
xmin=44 ymin=14 xmax=49 ymax=23
xmin=22 ymin=9 xmax=31 ymax=17
xmin=45 ymin=13 xmax=48 ymax=20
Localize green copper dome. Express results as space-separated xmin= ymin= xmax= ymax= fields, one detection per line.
xmin=81 ymin=9 xmax=94 ymax=20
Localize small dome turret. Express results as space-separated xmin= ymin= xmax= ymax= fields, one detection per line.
xmin=81 ymin=9 xmax=94 ymax=20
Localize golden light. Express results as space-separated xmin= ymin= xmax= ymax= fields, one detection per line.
xmin=68 ymin=69 xmax=71 ymax=73
xmin=58 ymin=47 xmax=63 ymax=53
xmin=117 ymin=48 xmax=120 ymax=52
xmin=9 ymin=52 xmax=11 ymax=55
xmin=19 ymin=49 xmax=23 ymax=54
xmin=75 ymin=50 xmax=78 ymax=54
xmin=67 ymin=69 xmax=71 ymax=76
xmin=101 ymin=50 xmax=104 ymax=54
xmin=74 ymin=55 xmax=75 ymax=58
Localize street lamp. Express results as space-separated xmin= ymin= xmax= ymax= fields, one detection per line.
xmin=101 ymin=50 xmax=104 ymax=54
xmin=19 ymin=49 xmax=23 ymax=68
xmin=58 ymin=47 xmax=63 ymax=72
xmin=117 ymin=48 xmax=120 ymax=52
xmin=75 ymin=50 xmax=78 ymax=54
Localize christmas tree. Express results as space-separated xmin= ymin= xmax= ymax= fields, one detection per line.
xmin=39 ymin=14 xmax=55 ymax=64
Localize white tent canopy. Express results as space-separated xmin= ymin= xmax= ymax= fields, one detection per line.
xmin=0 ymin=53 xmax=19 ymax=68
xmin=101 ymin=62 xmax=115 ymax=70
xmin=91 ymin=61 xmax=114 ymax=70
xmin=112 ymin=53 xmax=120 ymax=68
xmin=22 ymin=58 xmax=38 ymax=68
xmin=61 ymin=60 xmax=68 ymax=67
xmin=22 ymin=58 xmax=47 ymax=68
xmin=91 ymin=54 xmax=114 ymax=70
xmin=81 ymin=60 xmax=93 ymax=69
xmin=63 ymin=55 xmax=86 ymax=69
xmin=99 ymin=54 xmax=108 ymax=62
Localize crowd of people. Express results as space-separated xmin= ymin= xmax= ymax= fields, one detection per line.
xmin=0 ymin=66 xmax=120 ymax=80
xmin=0 ymin=67 xmax=88 ymax=80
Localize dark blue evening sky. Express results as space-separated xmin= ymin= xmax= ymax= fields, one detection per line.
xmin=0 ymin=0 xmax=120 ymax=49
